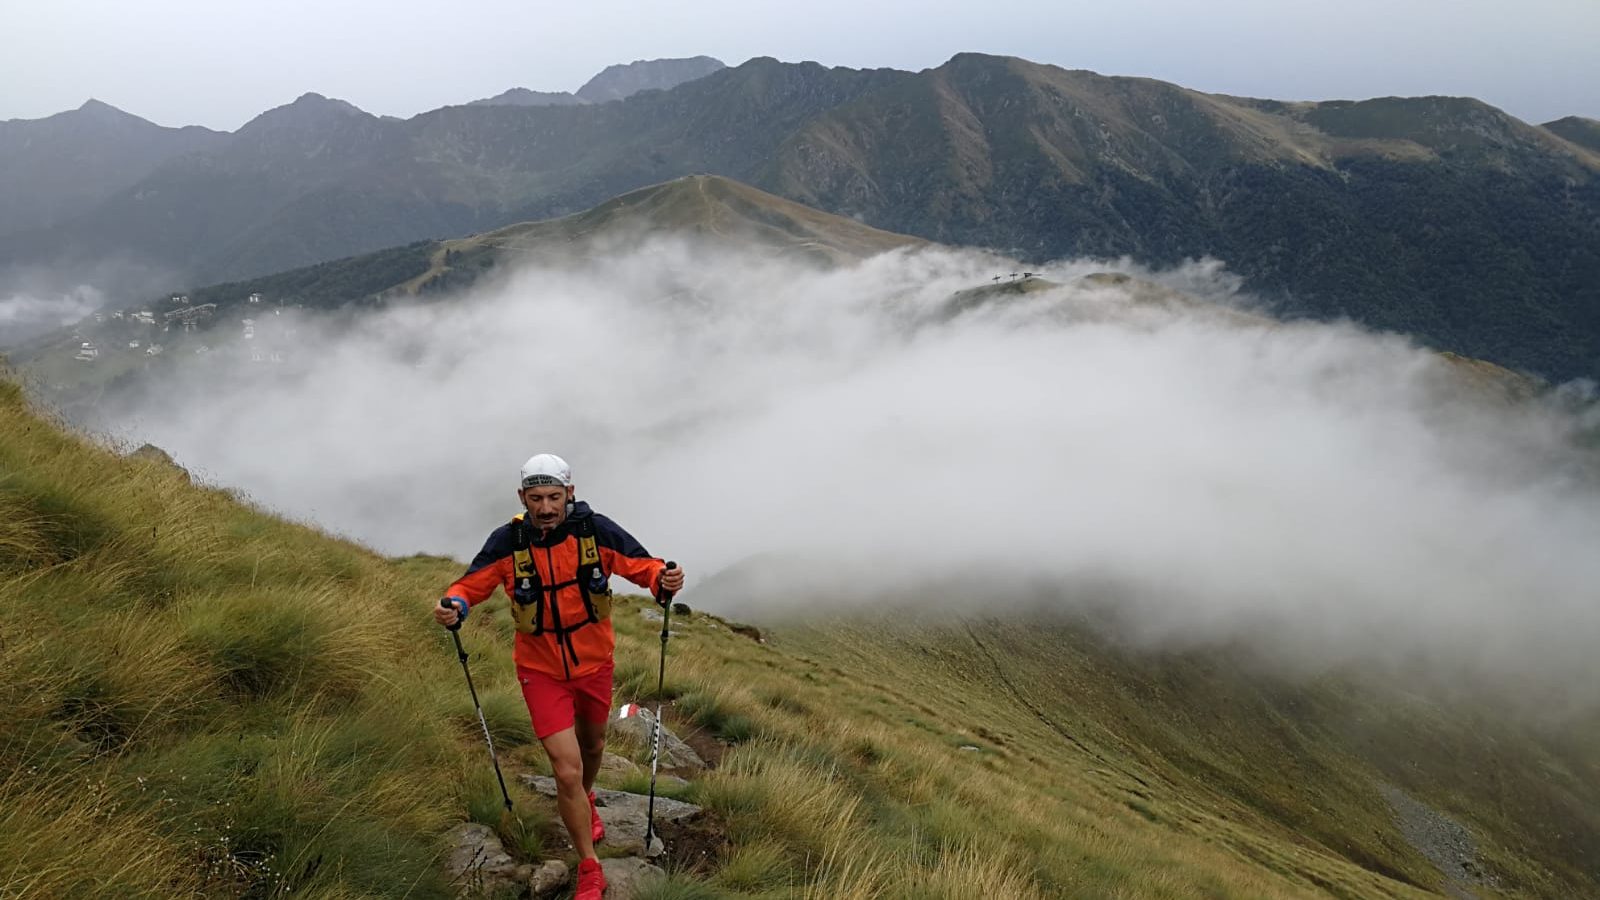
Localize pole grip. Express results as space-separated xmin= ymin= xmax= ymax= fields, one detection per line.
xmin=440 ymin=596 xmax=467 ymax=631
xmin=657 ymin=561 xmax=678 ymax=605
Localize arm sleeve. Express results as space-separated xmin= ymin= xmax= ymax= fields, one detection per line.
xmin=595 ymin=514 xmax=666 ymax=594
xmin=446 ymin=526 xmax=512 ymax=606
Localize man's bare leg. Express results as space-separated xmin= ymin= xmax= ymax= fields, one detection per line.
xmin=574 ymin=715 xmax=608 ymax=794
xmin=540 ymin=726 xmax=595 ymax=859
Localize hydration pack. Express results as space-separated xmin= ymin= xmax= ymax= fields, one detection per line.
xmin=507 ymin=508 xmax=612 ymax=672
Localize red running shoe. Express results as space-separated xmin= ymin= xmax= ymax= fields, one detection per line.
xmin=588 ymin=790 xmax=605 ymax=845
xmin=575 ymin=857 xmax=606 ymax=900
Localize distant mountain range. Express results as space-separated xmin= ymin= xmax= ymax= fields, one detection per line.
xmin=2 ymin=53 xmax=1597 ymax=380
xmin=0 ymin=99 xmax=225 ymax=236
xmin=468 ymin=56 xmax=726 ymax=107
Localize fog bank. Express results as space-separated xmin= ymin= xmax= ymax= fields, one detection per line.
xmin=88 ymin=240 xmax=1600 ymax=705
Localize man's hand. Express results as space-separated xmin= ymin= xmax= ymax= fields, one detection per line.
xmin=659 ymin=565 xmax=685 ymax=596
xmin=435 ymin=597 xmax=466 ymax=628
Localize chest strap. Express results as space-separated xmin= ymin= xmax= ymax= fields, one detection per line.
xmin=507 ymin=512 xmax=612 ymax=674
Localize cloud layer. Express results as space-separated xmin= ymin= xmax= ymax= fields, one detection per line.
xmin=88 ymin=240 xmax=1600 ymax=706
xmin=0 ymin=286 xmax=105 ymax=345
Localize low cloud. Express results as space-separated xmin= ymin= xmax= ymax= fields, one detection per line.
xmin=0 ymin=286 xmax=106 ymax=345
xmin=80 ymin=238 xmax=1600 ymax=709
xmin=0 ymin=258 xmax=180 ymax=348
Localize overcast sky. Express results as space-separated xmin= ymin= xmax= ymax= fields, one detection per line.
xmin=2 ymin=0 xmax=1596 ymax=130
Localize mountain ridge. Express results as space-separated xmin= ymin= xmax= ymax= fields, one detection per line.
xmin=3 ymin=53 xmax=1598 ymax=380
xmin=0 ymin=100 xmax=226 ymax=238
xmin=1543 ymin=115 xmax=1600 ymax=154
xmin=14 ymin=174 xmax=1537 ymax=419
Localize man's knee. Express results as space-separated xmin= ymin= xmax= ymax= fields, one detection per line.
xmin=579 ymin=734 xmax=606 ymax=758
xmin=550 ymin=753 xmax=584 ymax=790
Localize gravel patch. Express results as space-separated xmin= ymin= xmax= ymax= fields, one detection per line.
xmin=1378 ymin=783 xmax=1498 ymax=900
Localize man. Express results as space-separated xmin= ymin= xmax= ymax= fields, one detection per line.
xmin=435 ymin=453 xmax=684 ymax=900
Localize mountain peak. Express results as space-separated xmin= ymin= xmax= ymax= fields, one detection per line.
xmin=468 ymin=56 xmax=728 ymax=109
xmin=466 ymin=87 xmax=583 ymax=108
xmin=77 ymin=98 xmax=131 ymax=116
xmin=1543 ymin=115 xmax=1600 ymax=154
xmin=575 ymin=56 xmax=726 ymax=103
xmin=288 ymin=92 xmax=365 ymax=113
xmin=450 ymin=174 xmax=922 ymax=271
xmin=238 ymin=92 xmax=373 ymax=133
xmin=62 ymin=98 xmax=153 ymax=127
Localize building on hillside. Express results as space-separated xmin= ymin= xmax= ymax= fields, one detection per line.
xmin=75 ymin=341 xmax=99 ymax=361
xmin=170 ymin=294 xmax=190 ymax=305
xmin=248 ymin=292 xmax=263 ymax=304
xmin=128 ymin=341 xmax=140 ymax=349
xmin=132 ymin=310 xmax=156 ymax=325
xmin=163 ymin=303 xmax=216 ymax=329
xmin=146 ymin=344 xmax=163 ymax=356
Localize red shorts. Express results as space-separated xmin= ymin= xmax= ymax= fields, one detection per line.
xmin=517 ymin=662 xmax=614 ymax=740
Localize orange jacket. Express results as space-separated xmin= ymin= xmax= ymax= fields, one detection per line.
xmin=446 ymin=501 xmax=665 ymax=680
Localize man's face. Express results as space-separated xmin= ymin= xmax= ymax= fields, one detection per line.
xmin=520 ymin=484 xmax=573 ymax=532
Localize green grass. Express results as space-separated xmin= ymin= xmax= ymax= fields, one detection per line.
xmin=676 ymin=688 xmax=760 ymax=744
xmin=0 ymin=376 xmax=474 ymax=897
xmin=602 ymin=601 xmax=1600 ymax=899
xmin=4 ymin=371 xmax=1599 ymax=898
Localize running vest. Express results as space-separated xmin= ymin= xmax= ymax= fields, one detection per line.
xmin=507 ymin=509 xmax=613 ymax=670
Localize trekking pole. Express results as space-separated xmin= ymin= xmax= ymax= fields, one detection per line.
xmin=440 ymin=598 xmax=513 ymax=813
xmin=644 ymin=562 xmax=678 ymax=857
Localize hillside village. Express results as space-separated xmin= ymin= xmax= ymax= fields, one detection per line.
xmin=66 ymin=289 xmax=302 ymax=370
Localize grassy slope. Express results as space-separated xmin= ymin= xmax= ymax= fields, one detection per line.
xmin=4 ymin=375 xmax=1597 ymax=899
xmin=409 ymin=174 xmax=924 ymax=293
xmin=639 ymin=609 xmax=1600 ymax=900
xmin=0 ymin=374 xmax=488 ymax=897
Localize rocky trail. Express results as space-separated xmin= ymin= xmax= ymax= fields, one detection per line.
xmin=446 ymin=705 xmax=721 ymax=899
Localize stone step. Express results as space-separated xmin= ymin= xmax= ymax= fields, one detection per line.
xmin=518 ymin=775 xmax=703 ymax=855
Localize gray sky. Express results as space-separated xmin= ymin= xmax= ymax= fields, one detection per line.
xmin=2 ymin=0 xmax=1596 ymax=129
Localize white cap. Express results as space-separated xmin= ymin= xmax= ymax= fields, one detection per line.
xmin=519 ymin=453 xmax=572 ymax=489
